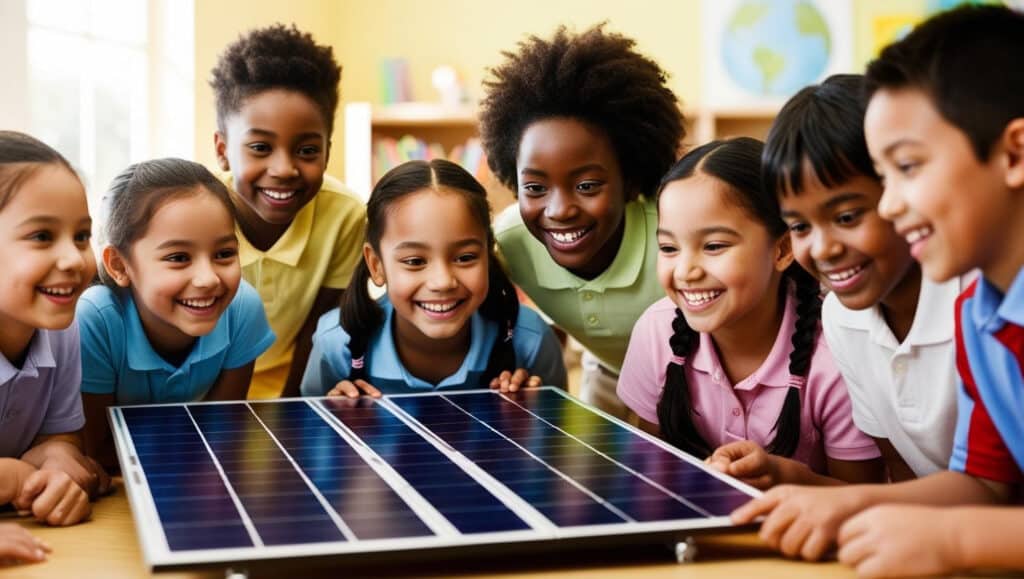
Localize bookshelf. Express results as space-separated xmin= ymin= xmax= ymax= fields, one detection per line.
xmin=343 ymin=101 xmax=778 ymax=208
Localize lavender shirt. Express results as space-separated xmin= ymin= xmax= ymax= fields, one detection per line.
xmin=0 ymin=323 xmax=85 ymax=458
xmin=618 ymin=294 xmax=879 ymax=473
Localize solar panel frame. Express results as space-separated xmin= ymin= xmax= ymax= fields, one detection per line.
xmin=109 ymin=387 xmax=761 ymax=570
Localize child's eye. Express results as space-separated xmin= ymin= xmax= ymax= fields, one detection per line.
xmin=163 ymin=253 xmax=190 ymax=263
xmin=27 ymin=231 xmax=53 ymax=243
xmin=836 ymin=210 xmax=864 ymax=226
xmin=576 ymin=180 xmax=603 ymax=194
xmin=787 ymin=221 xmax=809 ymax=235
xmin=520 ymin=183 xmax=547 ymax=196
xmin=896 ymin=160 xmax=920 ymax=175
xmin=455 ymin=253 xmax=479 ymax=264
xmin=247 ymin=143 xmax=270 ymax=154
xmin=400 ymin=257 xmax=425 ymax=267
xmin=215 ymin=248 xmax=238 ymax=260
xmin=74 ymin=230 xmax=92 ymax=244
xmin=658 ymin=244 xmax=678 ymax=255
xmin=703 ymin=242 xmax=728 ymax=253
xmin=297 ymin=145 xmax=321 ymax=157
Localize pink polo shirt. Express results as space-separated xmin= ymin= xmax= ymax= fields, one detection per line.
xmin=618 ymin=294 xmax=879 ymax=474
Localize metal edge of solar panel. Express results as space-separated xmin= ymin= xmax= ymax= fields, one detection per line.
xmin=108 ymin=388 xmax=760 ymax=570
xmin=384 ymin=387 xmax=762 ymax=540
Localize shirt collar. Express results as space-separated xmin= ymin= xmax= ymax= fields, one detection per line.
xmin=370 ymin=299 xmax=490 ymax=389
xmin=529 ymin=199 xmax=649 ymax=291
xmin=972 ymin=267 xmax=1024 ymax=331
xmin=237 ymin=199 xmax=315 ymax=268
xmin=690 ymin=285 xmax=798 ymax=390
xmin=124 ymin=294 xmax=230 ymax=372
xmin=0 ymin=330 xmax=56 ymax=383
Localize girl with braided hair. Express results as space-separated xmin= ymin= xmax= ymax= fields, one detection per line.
xmin=299 ymin=160 xmax=565 ymax=397
xmin=618 ymin=138 xmax=884 ymax=489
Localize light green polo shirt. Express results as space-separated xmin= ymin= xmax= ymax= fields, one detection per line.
xmin=494 ymin=197 xmax=663 ymax=372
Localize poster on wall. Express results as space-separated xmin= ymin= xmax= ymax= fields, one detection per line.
xmin=702 ymin=0 xmax=854 ymax=109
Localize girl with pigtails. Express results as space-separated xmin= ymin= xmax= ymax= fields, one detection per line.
xmin=300 ymin=159 xmax=565 ymax=397
xmin=618 ymin=138 xmax=884 ymax=488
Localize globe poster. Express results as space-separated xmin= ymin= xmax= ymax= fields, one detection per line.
xmin=702 ymin=0 xmax=853 ymax=107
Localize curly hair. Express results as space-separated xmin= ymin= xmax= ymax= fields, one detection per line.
xmin=479 ymin=24 xmax=685 ymax=198
xmin=210 ymin=24 xmax=342 ymax=135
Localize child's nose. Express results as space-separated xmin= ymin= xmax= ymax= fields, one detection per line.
xmin=426 ymin=264 xmax=458 ymax=291
xmin=191 ymin=263 xmax=221 ymax=288
xmin=543 ymin=190 xmax=578 ymax=222
xmin=269 ymin=153 xmax=299 ymax=179
xmin=56 ymin=241 xmax=86 ymax=271
xmin=877 ymin=183 xmax=906 ymax=222
xmin=810 ymin=229 xmax=842 ymax=262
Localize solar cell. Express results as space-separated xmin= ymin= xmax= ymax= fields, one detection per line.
xmin=110 ymin=388 xmax=758 ymax=570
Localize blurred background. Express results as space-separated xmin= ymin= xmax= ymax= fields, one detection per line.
xmin=1 ymin=0 xmax=1012 ymax=214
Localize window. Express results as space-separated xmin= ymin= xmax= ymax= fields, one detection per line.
xmin=9 ymin=0 xmax=194 ymax=211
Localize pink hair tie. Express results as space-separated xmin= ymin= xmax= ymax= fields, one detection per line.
xmin=787 ymin=376 xmax=807 ymax=389
xmin=351 ymin=356 xmax=365 ymax=370
xmin=670 ymin=355 xmax=686 ymax=366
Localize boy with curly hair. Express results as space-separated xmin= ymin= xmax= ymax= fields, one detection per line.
xmin=210 ymin=25 xmax=366 ymax=399
xmin=480 ymin=24 xmax=684 ymax=416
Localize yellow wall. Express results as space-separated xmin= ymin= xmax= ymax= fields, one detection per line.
xmin=192 ymin=0 xmax=933 ymax=180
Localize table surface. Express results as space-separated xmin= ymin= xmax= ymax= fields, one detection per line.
xmin=0 ymin=484 xmax=858 ymax=579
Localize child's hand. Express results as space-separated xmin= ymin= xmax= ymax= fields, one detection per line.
xmin=731 ymin=484 xmax=872 ymax=561
xmin=488 ymin=369 xmax=542 ymax=393
xmin=838 ymin=504 xmax=958 ymax=578
xmin=326 ymin=379 xmax=382 ymax=398
xmin=0 ymin=523 xmax=50 ymax=565
xmin=13 ymin=469 xmax=90 ymax=526
xmin=36 ymin=452 xmax=110 ymax=499
xmin=706 ymin=440 xmax=781 ymax=489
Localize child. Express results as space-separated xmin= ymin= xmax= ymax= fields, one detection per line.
xmin=300 ymin=160 xmax=566 ymax=397
xmin=480 ymin=24 xmax=684 ymax=416
xmin=211 ymin=24 xmax=366 ymax=399
xmin=737 ymin=7 xmax=1024 ymax=576
xmin=0 ymin=132 xmax=103 ymax=554
xmin=617 ymin=138 xmax=884 ymax=489
xmin=78 ymin=158 xmax=275 ymax=466
xmin=726 ymin=74 xmax=969 ymax=562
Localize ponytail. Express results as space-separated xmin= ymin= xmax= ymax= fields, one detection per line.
xmin=339 ymin=260 xmax=382 ymax=382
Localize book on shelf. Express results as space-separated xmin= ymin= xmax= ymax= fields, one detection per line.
xmin=372 ymin=135 xmax=489 ymax=183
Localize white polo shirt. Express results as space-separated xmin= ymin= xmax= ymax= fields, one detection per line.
xmin=821 ymin=275 xmax=969 ymax=477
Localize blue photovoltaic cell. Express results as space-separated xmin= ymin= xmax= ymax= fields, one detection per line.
xmin=248 ymin=400 xmax=434 ymax=540
xmin=319 ymin=397 xmax=531 ymax=534
xmin=187 ymin=403 xmax=346 ymax=546
xmin=121 ymin=406 xmax=253 ymax=551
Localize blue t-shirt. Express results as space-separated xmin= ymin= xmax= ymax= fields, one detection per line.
xmin=0 ymin=324 xmax=86 ymax=457
xmin=77 ymin=281 xmax=275 ymax=404
xmin=300 ymin=298 xmax=567 ymax=395
xmin=949 ymin=269 xmax=1024 ymax=483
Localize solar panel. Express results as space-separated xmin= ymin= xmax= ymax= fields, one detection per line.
xmin=110 ymin=387 xmax=759 ymax=570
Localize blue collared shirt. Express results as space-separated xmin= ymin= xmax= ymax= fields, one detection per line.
xmin=949 ymin=267 xmax=1024 ymax=482
xmin=78 ymin=281 xmax=275 ymax=404
xmin=300 ymin=297 xmax=566 ymax=395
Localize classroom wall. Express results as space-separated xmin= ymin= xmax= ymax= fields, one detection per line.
xmin=191 ymin=0 xmax=932 ymax=180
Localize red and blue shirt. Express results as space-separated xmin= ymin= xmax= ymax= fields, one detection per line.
xmin=950 ymin=268 xmax=1024 ymax=483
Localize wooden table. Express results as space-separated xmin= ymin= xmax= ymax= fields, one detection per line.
xmin=0 ymin=485 xmax=856 ymax=579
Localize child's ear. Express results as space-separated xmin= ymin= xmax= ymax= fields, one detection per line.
xmin=774 ymin=233 xmax=795 ymax=272
xmin=1002 ymin=118 xmax=1024 ymax=189
xmin=101 ymin=246 xmax=132 ymax=288
xmin=363 ymin=243 xmax=386 ymax=286
xmin=214 ymin=131 xmax=230 ymax=172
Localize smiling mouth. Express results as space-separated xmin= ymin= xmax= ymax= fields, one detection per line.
xmin=176 ymin=296 xmax=219 ymax=312
xmin=37 ymin=286 xmax=76 ymax=297
xmin=904 ymin=225 xmax=933 ymax=245
xmin=680 ymin=289 xmax=724 ymax=307
xmin=824 ymin=263 xmax=865 ymax=283
xmin=545 ymin=225 xmax=594 ymax=249
xmin=416 ymin=300 xmax=464 ymax=318
xmin=257 ymin=187 xmax=299 ymax=202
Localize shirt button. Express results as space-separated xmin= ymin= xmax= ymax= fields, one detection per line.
xmin=582 ymin=291 xmax=594 ymax=301
xmin=587 ymin=314 xmax=599 ymax=326
xmin=732 ymin=407 xmax=741 ymax=417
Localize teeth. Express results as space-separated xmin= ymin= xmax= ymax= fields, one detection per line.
xmin=419 ymin=301 xmax=458 ymax=313
xmin=550 ymin=229 xmax=587 ymax=243
xmin=905 ymin=225 xmax=933 ymax=244
xmin=681 ymin=289 xmax=723 ymax=305
xmin=825 ymin=264 xmax=864 ymax=282
xmin=39 ymin=287 xmax=75 ymax=296
xmin=260 ymin=188 xmax=297 ymax=200
xmin=179 ymin=297 xmax=216 ymax=308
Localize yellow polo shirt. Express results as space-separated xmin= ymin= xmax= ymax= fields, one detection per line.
xmin=221 ymin=173 xmax=366 ymax=398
